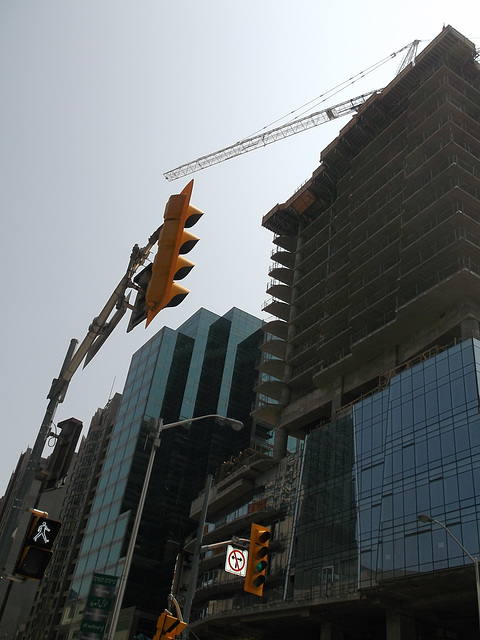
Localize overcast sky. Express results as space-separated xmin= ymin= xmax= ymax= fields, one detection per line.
xmin=1 ymin=2 xmax=478 ymax=493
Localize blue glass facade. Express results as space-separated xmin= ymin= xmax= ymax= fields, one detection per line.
xmin=355 ymin=338 xmax=480 ymax=586
xmin=293 ymin=339 xmax=480 ymax=599
xmin=70 ymin=328 xmax=172 ymax=599
xmin=70 ymin=307 xmax=267 ymax=615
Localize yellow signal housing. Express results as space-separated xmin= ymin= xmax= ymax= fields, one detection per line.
xmin=145 ymin=180 xmax=203 ymax=326
xmin=244 ymin=523 xmax=271 ymax=596
xmin=153 ymin=612 xmax=187 ymax=640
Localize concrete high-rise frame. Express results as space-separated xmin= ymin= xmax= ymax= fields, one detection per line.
xmin=256 ymin=25 xmax=480 ymax=444
xmin=183 ymin=26 xmax=480 ymax=640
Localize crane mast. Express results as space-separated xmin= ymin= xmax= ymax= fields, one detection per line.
xmin=163 ymin=91 xmax=377 ymax=182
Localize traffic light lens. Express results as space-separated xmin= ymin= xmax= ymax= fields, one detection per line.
xmin=254 ymin=560 xmax=267 ymax=573
xmin=258 ymin=531 xmax=270 ymax=543
xmin=16 ymin=547 xmax=52 ymax=579
xmin=252 ymin=574 xmax=266 ymax=588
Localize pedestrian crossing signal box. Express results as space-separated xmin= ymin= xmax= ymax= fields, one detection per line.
xmin=15 ymin=515 xmax=62 ymax=580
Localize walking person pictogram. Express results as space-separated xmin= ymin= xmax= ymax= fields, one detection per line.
xmin=33 ymin=520 xmax=51 ymax=544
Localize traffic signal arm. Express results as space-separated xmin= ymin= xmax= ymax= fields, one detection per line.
xmin=244 ymin=523 xmax=270 ymax=596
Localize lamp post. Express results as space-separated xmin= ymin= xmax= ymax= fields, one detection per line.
xmin=182 ymin=473 xmax=212 ymax=631
xmin=418 ymin=513 xmax=480 ymax=634
xmin=105 ymin=414 xmax=243 ymax=640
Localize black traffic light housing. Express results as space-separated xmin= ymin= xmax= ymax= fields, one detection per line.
xmin=244 ymin=523 xmax=271 ymax=596
xmin=15 ymin=514 xmax=62 ymax=580
xmin=126 ymin=263 xmax=153 ymax=332
xmin=40 ymin=417 xmax=83 ymax=492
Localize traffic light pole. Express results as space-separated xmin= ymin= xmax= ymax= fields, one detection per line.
xmin=0 ymin=339 xmax=76 ymax=576
xmin=0 ymin=233 xmax=161 ymax=579
xmin=0 ymin=181 xmax=204 ymax=628
xmin=182 ymin=474 xmax=212 ymax=631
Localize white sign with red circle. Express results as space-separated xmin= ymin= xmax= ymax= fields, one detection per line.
xmin=225 ymin=545 xmax=248 ymax=576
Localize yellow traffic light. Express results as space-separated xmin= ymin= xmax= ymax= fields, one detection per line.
xmin=153 ymin=612 xmax=187 ymax=640
xmin=145 ymin=180 xmax=203 ymax=327
xmin=244 ymin=523 xmax=271 ymax=596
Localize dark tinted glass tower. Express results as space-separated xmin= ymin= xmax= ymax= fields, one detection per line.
xmin=68 ymin=307 xmax=268 ymax=636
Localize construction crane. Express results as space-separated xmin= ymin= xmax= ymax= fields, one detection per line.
xmin=163 ymin=41 xmax=421 ymax=182
xmin=163 ymin=91 xmax=377 ymax=182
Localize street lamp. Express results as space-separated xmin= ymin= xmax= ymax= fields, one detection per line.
xmin=105 ymin=414 xmax=243 ymax=640
xmin=418 ymin=513 xmax=480 ymax=633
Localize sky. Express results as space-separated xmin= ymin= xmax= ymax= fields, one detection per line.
xmin=1 ymin=1 xmax=478 ymax=494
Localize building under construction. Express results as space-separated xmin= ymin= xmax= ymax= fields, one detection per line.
xmin=257 ymin=25 xmax=480 ymax=438
xmin=185 ymin=26 xmax=480 ymax=640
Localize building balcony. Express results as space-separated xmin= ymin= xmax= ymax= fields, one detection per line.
xmin=270 ymin=247 xmax=294 ymax=269
xmin=251 ymin=399 xmax=283 ymax=425
xmin=254 ymin=379 xmax=288 ymax=403
xmin=257 ymin=357 xmax=286 ymax=381
xmin=189 ymin=452 xmax=278 ymax=522
xmin=273 ymin=234 xmax=296 ymax=252
xmin=260 ymin=336 xmax=287 ymax=360
xmin=262 ymin=298 xmax=290 ymax=322
xmin=268 ymin=264 xmax=293 ymax=285
xmin=266 ymin=282 xmax=292 ymax=304
xmin=263 ymin=318 xmax=288 ymax=340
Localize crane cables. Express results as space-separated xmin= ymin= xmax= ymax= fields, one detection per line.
xmin=164 ymin=40 xmax=422 ymax=182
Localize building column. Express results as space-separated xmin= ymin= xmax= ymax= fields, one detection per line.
xmin=273 ymin=425 xmax=288 ymax=461
xmin=386 ymin=611 xmax=416 ymax=640
xmin=330 ymin=378 xmax=343 ymax=421
xmin=461 ymin=317 xmax=480 ymax=341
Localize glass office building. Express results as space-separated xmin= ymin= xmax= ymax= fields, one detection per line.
xmin=355 ymin=338 xmax=480 ymax=585
xmin=189 ymin=338 xmax=480 ymax=638
xmin=67 ymin=307 xmax=269 ymax=635
xmin=292 ymin=339 xmax=480 ymax=618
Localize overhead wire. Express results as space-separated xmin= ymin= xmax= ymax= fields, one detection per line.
xmin=241 ymin=41 xmax=428 ymax=143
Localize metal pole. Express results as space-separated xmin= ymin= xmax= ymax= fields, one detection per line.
xmin=418 ymin=514 xmax=480 ymax=635
xmin=105 ymin=419 xmax=163 ymax=640
xmin=0 ymin=339 xmax=77 ymax=574
xmin=105 ymin=415 xmax=242 ymax=640
xmin=474 ymin=556 xmax=480 ymax=636
xmin=182 ymin=474 xmax=212 ymax=630
xmin=0 ymin=233 xmax=162 ymax=577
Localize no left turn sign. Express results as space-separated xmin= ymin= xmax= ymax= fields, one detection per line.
xmin=225 ymin=544 xmax=248 ymax=576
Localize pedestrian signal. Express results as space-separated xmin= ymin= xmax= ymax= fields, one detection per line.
xmin=15 ymin=515 xmax=62 ymax=580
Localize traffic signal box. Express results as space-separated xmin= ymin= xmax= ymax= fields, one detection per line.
xmin=145 ymin=179 xmax=203 ymax=327
xmin=15 ymin=514 xmax=62 ymax=580
xmin=244 ymin=523 xmax=271 ymax=596
xmin=153 ymin=612 xmax=187 ymax=640
xmin=126 ymin=263 xmax=153 ymax=332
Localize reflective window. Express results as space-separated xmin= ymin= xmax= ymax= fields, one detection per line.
xmin=352 ymin=339 xmax=480 ymax=587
